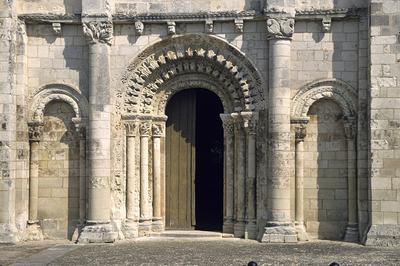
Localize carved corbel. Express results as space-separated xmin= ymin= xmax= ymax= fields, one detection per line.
xmin=52 ymin=22 xmax=62 ymax=35
xmin=234 ymin=19 xmax=244 ymax=33
xmin=28 ymin=122 xmax=44 ymax=143
xmin=266 ymin=17 xmax=294 ymax=40
xmin=322 ymin=17 xmax=332 ymax=33
xmin=205 ymin=19 xmax=213 ymax=34
xmin=82 ymin=19 xmax=113 ymax=45
xmin=167 ymin=21 xmax=176 ymax=35
xmin=135 ymin=21 xmax=144 ymax=35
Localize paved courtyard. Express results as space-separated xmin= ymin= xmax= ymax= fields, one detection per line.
xmin=1 ymin=238 xmax=400 ymax=266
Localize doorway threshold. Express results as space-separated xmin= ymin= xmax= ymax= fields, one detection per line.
xmin=152 ymin=230 xmax=223 ymax=238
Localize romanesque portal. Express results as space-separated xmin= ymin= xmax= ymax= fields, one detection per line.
xmin=1 ymin=0 xmax=399 ymax=246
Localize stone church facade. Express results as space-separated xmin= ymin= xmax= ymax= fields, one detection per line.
xmin=0 ymin=0 xmax=399 ymax=246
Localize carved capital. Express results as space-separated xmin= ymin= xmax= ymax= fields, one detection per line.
xmin=152 ymin=123 xmax=165 ymax=137
xmin=135 ymin=21 xmax=144 ymax=35
xmin=125 ymin=121 xmax=138 ymax=137
xmin=295 ymin=126 xmax=307 ymax=143
xmin=139 ymin=122 xmax=151 ymax=136
xmin=266 ymin=18 xmax=294 ymax=40
xmin=28 ymin=122 xmax=44 ymax=142
xmin=82 ymin=19 xmax=113 ymax=46
xmin=344 ymin=119 xmax=356 ymax=140
xmin=220 ymin=114 xmax=234 ymax=136
xmin=241 ymin=111 xmax=258 ymax=135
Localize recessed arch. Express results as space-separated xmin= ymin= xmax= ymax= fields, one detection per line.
xmin=119 ymin=34 xmax=265 ymax=115
xmin=291 ymin=79 xmax=358 ymax=120
xmin=29 ymin=83 xmax=88 ymax=125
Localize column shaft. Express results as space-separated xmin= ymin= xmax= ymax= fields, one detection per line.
xmin=79 ymin=130 xmax=86 ymax=224
xmin=263 ymin=16 xmax=297 ymax=243
xmin=28 ymin=141 xmax=39 ymax=222
xmin=126 ymin=135 xmax=136 ymax=221
xmin=139 ymin=122 xmax=151 ymax=235
xmin=234 ymin=120 xmax=246 ymax=238
xmin=220 ymin=114 xmax=234 ymax=235
xmin=152 ymin=126 xmax=163 ymax=231
xmin=295 ymin=139 xmax=304 ymax=224
xmin=246 ymin=132 xmax=257 ymax=239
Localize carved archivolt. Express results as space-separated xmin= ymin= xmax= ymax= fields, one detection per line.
xmin=291 ymin=79 xmax=357 ymax=120
xmin=120 ymin=34 xmax=265 ymax=115
xmin=29 ymin=84 xmax=88 ymax=125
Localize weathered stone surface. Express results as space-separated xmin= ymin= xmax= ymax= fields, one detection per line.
xmin=0 ymin=0 xmax=399 ymax=248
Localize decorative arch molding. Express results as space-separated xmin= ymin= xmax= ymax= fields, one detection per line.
xmin=29 ymin=83 xmax=89 ymax=125
xmin=119 ymin=34 xmax=265 ymax=115
xmin=153 ymin=73 xmax=234 ymax=115
xmin=291 ymin=79 xmax=358 ymax=120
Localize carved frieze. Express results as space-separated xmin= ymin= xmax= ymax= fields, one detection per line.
xmin=28 ymin=122 xmax=44 ymax=142
xmin=266 ymin=18 xmax=294 ymax=40
xmin=82 ymin=20 xmax=113 ymax=45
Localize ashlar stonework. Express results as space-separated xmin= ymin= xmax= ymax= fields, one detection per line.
xmin=1 ymin=0 xmax=400 ymax=246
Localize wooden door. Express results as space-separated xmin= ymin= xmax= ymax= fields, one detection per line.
xmin=165 ymin=90 xmax=196 ymax=229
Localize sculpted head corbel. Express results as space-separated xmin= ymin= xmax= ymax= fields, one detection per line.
xmin=135 ymin=21 xmax=144 ymax=35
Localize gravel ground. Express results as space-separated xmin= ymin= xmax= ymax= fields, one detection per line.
xmin=46 ymin=238 xmax=400 ymax=266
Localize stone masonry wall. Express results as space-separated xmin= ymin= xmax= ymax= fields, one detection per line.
xmin=26 ymin=24 xmax=89 ymax=99
xmin=37 ymin=102 xmax=80 ymax=239
xmin=303 ymin=99 xmax=348 ymax=240
xmin=366 ymin=0 xmax=400 ymax=246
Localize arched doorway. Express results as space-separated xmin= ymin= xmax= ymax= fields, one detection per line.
xmin=165 ymin=89 xmax=224 ymax=231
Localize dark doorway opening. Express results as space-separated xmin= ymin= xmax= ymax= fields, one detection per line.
xmin=195 ymin=89 xmax=224 ymax=231
xmin=165 ymin=88 xmax=223 ymax=232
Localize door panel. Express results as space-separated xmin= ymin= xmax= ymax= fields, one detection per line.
xmin=165 ymin=90 xmax=196 ymax=229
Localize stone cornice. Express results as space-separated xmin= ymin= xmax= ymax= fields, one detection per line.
xmin=17 ymin=8 xmax=365 ymax=25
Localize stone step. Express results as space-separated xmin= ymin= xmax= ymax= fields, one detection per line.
xmin=153 ymin=230 xmax=223 ymax=238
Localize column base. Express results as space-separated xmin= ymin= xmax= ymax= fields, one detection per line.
xmin=77 ymin=222 xmax=117 ymax=243
xmin=234 ymin=221 xmax=246 ymax=238
xmin=151 ymin=218 xmax=164 ymax=233
xmin=0 ymin=223 xmax=19 ymax=243
xmin=245 ymin=220 xmax=257 ymax=240
xmin=344 ymin=223 xmax=359 ymax=243
xmin=122 ymin=219 xmax=139 ymax=239
xmin=295 ymin=222 xmax=309 ymax=241
xmin=138 ymin=219 xmax=152 ymax=237
xmin=223 ymin=219 xmax=234 ymax=235
xmin=25 ymin=220 xmax=44 ymax=241
xmin=365 ymin=224 xmax=400 ymax=246
xmin=261 ymin=222 xmax=297 ymax=243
